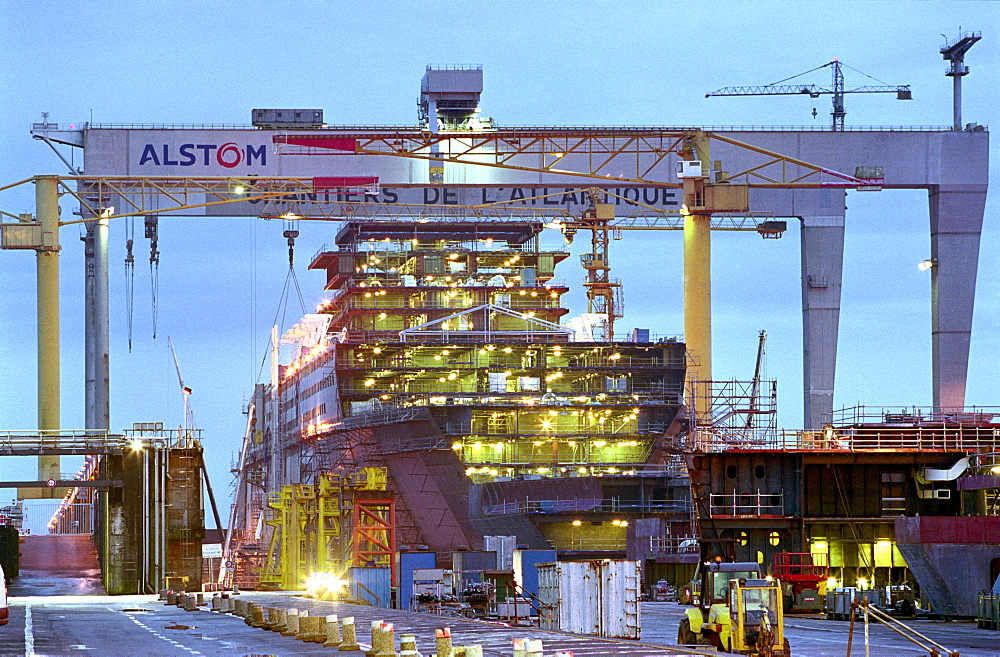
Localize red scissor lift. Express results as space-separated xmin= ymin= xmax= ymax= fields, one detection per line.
xmin=773 ymin=552 xmax=829 ymax=612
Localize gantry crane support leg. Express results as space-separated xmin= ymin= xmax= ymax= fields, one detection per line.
xmin=682 ymin=133 xmax=713 ymax=421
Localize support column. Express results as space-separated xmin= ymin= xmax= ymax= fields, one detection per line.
xmin=929 ymin=186 xmax=987 ymax=411
xmin=800 ymin=212 xmax=846 ymax=429
xmin=35 ymin=176 xmax=61 ymax=485
xmin=682 ymin=132 xmax=712 ymax=421
xmin=94 ymin=216 xmax=110 ymax=429
xmin=83 ymin=227 xmax=95 ymax=430
xmin=683 ymin=211 xmax=712 ymax=417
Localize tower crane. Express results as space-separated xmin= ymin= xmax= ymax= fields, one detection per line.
xmin=707 ymin=59 xmax=911 ymax=130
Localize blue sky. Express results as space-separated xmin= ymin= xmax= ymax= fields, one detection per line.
xmin=1 ymin=1 xmax=997 ymax=525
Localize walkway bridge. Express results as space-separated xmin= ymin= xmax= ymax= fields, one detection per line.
xmin=0 ymin=429 xmax=206 ymax=595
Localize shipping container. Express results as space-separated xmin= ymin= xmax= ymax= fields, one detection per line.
xmin=513 ymin=549 xmax=556 ymax=600
xmin=536 ymin=560 xmax=641 ymax=639
xmin=397 ymin=551 xmax=437 ymax=609
xmin=484 ymin=535 xmax=517 ymax=570
xmin=348 ymin=566 xmax=392 ymax=608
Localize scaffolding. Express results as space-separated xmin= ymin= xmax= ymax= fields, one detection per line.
xmin=259 ymin=468 xmax=394 ymax=591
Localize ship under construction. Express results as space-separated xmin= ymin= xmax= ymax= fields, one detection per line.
xmin=227 ymin=216 xmax=694 ymax=591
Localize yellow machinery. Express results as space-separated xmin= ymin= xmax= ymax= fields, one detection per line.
xmin=259 ymin=467 xmax=395 ymax=591
xmin=679 ymin=561 xmax=790 ymax=655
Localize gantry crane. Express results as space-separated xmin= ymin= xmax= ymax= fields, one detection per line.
xmin=2 ymin=126 xmax=878 ymax=436
xmin=707 ymin=59 xmax=911 ymax=130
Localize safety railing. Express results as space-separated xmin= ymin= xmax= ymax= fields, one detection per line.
xmin=709 ymin=492 xmax=784 ymax=517
xmin=649 ymin=535 xmax=701 ymax=555
xmin=79 ymin=123 xmax=970 ymax=133
xmin=482 ymin=497 xmax=689 ymax=517
xmin=830 ymin=405 xmax=1000 ymax=426
xmin=546 ymin=537 xmax=628 ymax=551
xmin=466 ymin=462 xmax=686 ymax=483
xmin=0 ymin=430 xmax=171 ymax=454
xmin=692 ymin=426 xmax=1000 ymax=453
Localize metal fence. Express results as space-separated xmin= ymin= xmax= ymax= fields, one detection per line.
xmin=692 ymin=426 xmax=1000 ymax=453
xmin=709 ymin=492 xmax=784 ymax=516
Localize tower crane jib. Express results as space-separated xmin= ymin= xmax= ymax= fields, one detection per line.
xmin=707 ymin=60 xmax=912 ymax=130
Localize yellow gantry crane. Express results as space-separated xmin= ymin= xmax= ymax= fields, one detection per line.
xmin=2 ymin=125 xmax=879 ymax=443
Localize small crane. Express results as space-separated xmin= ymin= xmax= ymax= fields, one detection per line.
xmin=707 ymin=59 xmax=911 ymax=131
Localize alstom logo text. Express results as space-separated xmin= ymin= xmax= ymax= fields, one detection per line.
xmin=138 ymin=143 xmax=267 ymax=168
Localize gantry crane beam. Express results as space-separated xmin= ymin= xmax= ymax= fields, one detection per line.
xmin=274 ymin=129 xmax=878 ymax=188
xmin=1 ymin=176 xmax=788 ymax=230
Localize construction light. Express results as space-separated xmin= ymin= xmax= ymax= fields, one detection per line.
xmin=827 ymin=577 xmax=839 ymax=589
xmin=572 ymin=520 xmax=582 ymax=526
xmin=857 ymin=577 xmax=869 ymax=589
xmin=233 ymin=185 xmax=246 ymax=195
xmin=129 ymin=438 xmax=144 ymax=452
xmin=304 ymin=572 xmax=348 ymax=599
xmin=452 ymin=442 xmax=463 ymax=451
xmin=918 ymin=259 xmax=936 ymax=271
xmin=991 ymin=465 xmax=1000 ymax=474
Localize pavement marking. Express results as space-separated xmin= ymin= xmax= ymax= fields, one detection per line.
xmin=24 ymin=603 xmax=34 ymax=657
xmin=125 ymin=612 xmax=204 ymax=655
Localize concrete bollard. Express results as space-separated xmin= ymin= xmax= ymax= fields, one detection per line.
xmin=323 ymin=614 xmax=342 ymax=648
xmin=339 ymin=616 xmax=361 ymax=651
xmin=184 ymin=594 xmax=198 ymax=612
xmin=375 ymin=622 xmax=396 ymax=657
xmin=525 ymin=639 xmax=544 ymax=656
xmin=435 ymin=627 xmax=453 ymax=657
xmin=166 ymin=590 xmax=177 ymax=605
xmin=196 ymin=593 xmax=205 ymax=606
xmin=263 ymin=606 xmax=276 ymax=631
xmin=454 ymin=647 xmax=466 ymax=657
xmin=465 ymin=647 xmax=483 ymax=657
xmin=366 ymin=620 xmax=382 ymax=657
xmin=234 ymin=598 xmax=246 ymax=617
xmin=233 ymin=584 xmax=240 ymax=595
xmin=399 ymin=634 xmax=417 ymax=654
xmin=311 ymin=616 xmax=328 ymax=644
xmin=281 ymin=608 xmax=300 ymax=637
xmin=297 ymin=614 xmax=321 ymax=642
xmin=254 ymin=603 xmax=269 ymax=628
xmin=222 ymin=595 xmax=234 ymax=613
xmin=260 ymin=606 xmax=276 ymax=630
xmin=274 ymin=607 xmax=288 ymax=632
xmin=211 ymin=594 xmax=221 ymax=611
xmin=158 ymin=589 xmax=168 ymax=601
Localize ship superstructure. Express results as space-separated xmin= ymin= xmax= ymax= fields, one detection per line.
xmin=229 ymin=218 xmax=692 ymax=587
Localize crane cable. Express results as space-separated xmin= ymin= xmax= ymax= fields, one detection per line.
xmin=124 ymin=217 xmax=136 ymax=351
xmin=255 ymin=221 xmax=307 ymax=384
